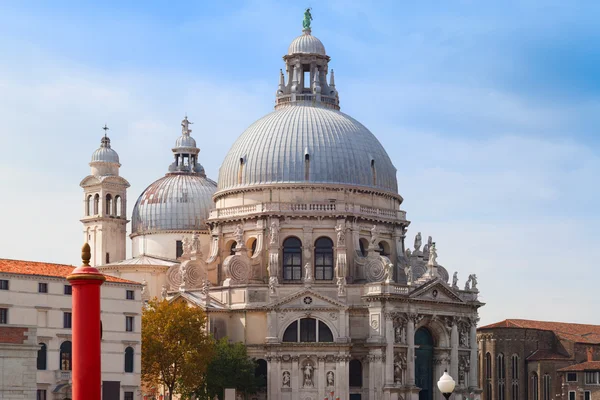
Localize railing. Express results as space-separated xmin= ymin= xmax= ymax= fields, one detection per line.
xmin=55 ymin=370 xmax=71 ymax=382
xmin=364 ymin=283 xmax=411 ymax=296
xmin=210 ymin=202 xmax=407 ymax=221
xmin=275 ymin=94 xmax=340 ymax=110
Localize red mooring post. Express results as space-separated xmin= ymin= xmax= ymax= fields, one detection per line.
xmin=67 ymin=243 xmax=106 ymax=400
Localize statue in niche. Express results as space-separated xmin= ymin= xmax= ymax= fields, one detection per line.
xmin=282 ymin=371 xmax=290 ymax=387
xmin=395 ymin=324 xmax=406 ymax=343
xmin=404 ymin=265 xmax=414 ymax=284
xmin=269 ymin=276 xmax=278 ymax=295
xmin=469 ymin=274 xmax=478 ymax=290
xmin=394 ymin=363 xmax=402 ymax=383
xmin=234 ymin=224 xmax=244 ymax=247
xmin=337 ymin=277 xmax=346 ymax=296
xmin=161 ymin=284 xmax=168 ymax=299
xmin=414 ymin=232 xmax=422 ymax=252
xmin=303 ymin=263 xmax=313 ymax=283
xmin=326 ymin=371 xmax=335 ymax=387
xmin=303 ymin=363 xmax=314 ymax=387
xmin=370 ymin=225 xmax=379 ymax=247
xmin=269 ymin=221 xmax=278 ymax=246
xmin=452 ymin=272 xmax=459 ymax=289
xmin=428 ymin=243 xmax=438 ymax=266
xmin=459 ymin=328 xmax=468 ymax=347
xmin=335 ymin=223 xmax=345 ymax=247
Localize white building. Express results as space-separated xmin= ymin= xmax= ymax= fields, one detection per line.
xmin=87 ymin=12 xmax=484 ymax=400
xmin=0 ymin=258 xmax=142 ymax=400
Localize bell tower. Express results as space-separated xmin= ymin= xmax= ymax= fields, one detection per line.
xmin=80 ymin=126 xmax=130 ymax=267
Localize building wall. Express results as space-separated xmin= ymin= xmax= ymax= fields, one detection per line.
xmin=131 ymin=231 xmax=212 ymax=260
xmin=0 ymin=273 xmax=142 ymax=399
xmin=0 ymin=326 xmax=38 ymax=400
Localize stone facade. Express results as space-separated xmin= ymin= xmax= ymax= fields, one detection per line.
xmin=0 ymin=326 xmax=37 ymax=400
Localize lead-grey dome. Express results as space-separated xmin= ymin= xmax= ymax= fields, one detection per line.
xmin=217 ymin=106 xmax=398 ymax=194
xmin=288 ymin=30 xmax=326 ymax=55
xmin=131 ymin=174 xmax=216 ymax=236
xmin=91 ymin=136 xmax=120 ymax=164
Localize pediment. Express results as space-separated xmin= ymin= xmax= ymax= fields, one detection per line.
xmin=267 ymin=287 xmax=346 ymax=310
xmin=80 ymin=175 xmax=101 ymax=187
xmin=409 ymin=279 xmax=465 ymax=303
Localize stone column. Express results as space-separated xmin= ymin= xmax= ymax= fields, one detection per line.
xmin=292 ymin=356 xmax=300 ymax=393
xmin=490 ymin=338 xmax=496 ymax=400
xmin=451 ymin=319 xmax=459 ymax=386
xmin=469 ymin=321 xmax=479 ymax=389
xmin=318 ymin=356 xmax=326 ymax=400
xmin=407 ymin=317 xmax=416 ymax=386
xmin=267 ymin=356 xmax=274 ymax=400
xmin=385 ymin=315 xmax=395 ymax=386
xmin=336 ymin=356 xmax=349 ymax=400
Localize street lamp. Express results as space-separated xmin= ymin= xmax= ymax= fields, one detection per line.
xmin=437 ymin=370 xmax=456 ymax=400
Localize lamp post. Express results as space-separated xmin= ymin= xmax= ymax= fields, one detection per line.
xmin=437 ymin=370 xmax=456 ymax=400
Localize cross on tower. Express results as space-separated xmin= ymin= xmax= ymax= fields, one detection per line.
xmin=102 ymin=124 xmax=109 ymax=138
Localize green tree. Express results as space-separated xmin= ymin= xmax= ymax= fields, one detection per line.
xmin=200 ymin=338 xmax=264 ymax=399
xmin=142 ymin=298 xmax=215 ymax=400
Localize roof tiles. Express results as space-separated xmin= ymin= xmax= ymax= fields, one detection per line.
xmin=479 ymin=319 xmax=600 ymax=345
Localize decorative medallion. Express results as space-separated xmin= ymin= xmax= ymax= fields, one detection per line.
xmin=432 ymin=289 xmax=438 ymax=298
xmin=303 ymin=296 xmax=313 ymax=305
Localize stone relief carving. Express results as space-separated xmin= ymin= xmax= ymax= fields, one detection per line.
xmin=326 ymin=371 xmax=334 ymax=387
xmin=282 ymin=370 xmax=290 ymax=388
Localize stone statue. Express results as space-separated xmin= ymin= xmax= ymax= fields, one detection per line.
xmin=141 ymin=279 xmax=147 ymax=296
xmin=470 ymin=274 xmax=478 ymax=290
xmin=464 ymin=277 xmax=471 ymax=291
xmin=404 ymin=265 xmax=414 ymax=284
xmin=303 ymin=363 xmax=314 ymax=387
xmin=337 ymin=277 xmax=346 ymax=296
xmin=394 ymin=325 xmax=406 ymax=343
xmin=383 ymin=260 xmax=393 ymax=283
xmin=282 ymin=371 xmax=291 ymax=387
xmin=182 ymin=236 xmax=192 ymax=256
xmin=370 ymin=225 xmax=379 ymax=247
xmin=405 ymin=248 xmax=412 ymax=258
xmin=181 ymin=116 xmax=193 ymax=135
xmin=423 ymin=235 xmax=433 ymax=253
xmin=394 ymin=363 xmax=402 ymax=383
xmin=270 ymin=221 xmax=279 ymax=246
xmin=303 ymin=8 xmax=312 ymax=30
xmin=452 ymin=272 xmax=458 ymax=289
xmin=327 ymin=370 xmax=335 ymax=387
xmin=234 ymin=224 xmax=244 ymax=247
xmin=414 ymin=232 xmax=422 ymax=252
xmin=269 ymin=276 xmax=278 ymax=295
xmin=303 ymin=262 xmax=313 ymax=283
xmin=428 ymin=242 xmax=438 ymax=266
xmin=201 ymin=279 xmax=211 ymax=296
xmin=179 ymin=264 xmax=188 ymax=286
xmin=161 ymin=284 xmax=168 ymax=299
xmin=459 ymin=329 xmax=468 ymax=347
xmin=335 ymin=223 xmax=345 ymax=247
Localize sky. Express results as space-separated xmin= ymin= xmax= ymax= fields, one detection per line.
xmin=0 ymin=0 xmax=598 ymax=326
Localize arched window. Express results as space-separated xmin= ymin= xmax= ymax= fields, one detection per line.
xmin=115 ymin=195 xmax=122 ymax=217
xmin=124 ymin=347 xmax=134 ymax=373
xmin=485 ymin=353 xmax=492 ymax=400
xmin=282 ymin=318 xmax=333 ymax=343
xmin=255 ymin=359 xmax=267 ymax=390
xmin=105 ymin=194 xmax=113 ymax=215
xmin=314 ymin=237 xmax=333 ymax=280
xmin=282 ymin=237 xmax=302 ymax=280
xmin=93 ymin=194 xmax=100 ymax=215
xmin=60 ymin=341 xmax=72 ymax=371
xmin=497 ymin=353 xmax=506 ymax=400
xmin=511 ymin=354 xmax=519 ymax=380
xmin=304 ymin=153 xmax=310 ymax=181
xmin=238 ymin=158 xmax=244 ymax=185
xmin=229 ymin=241 xmax=237 ymax=256
xmin=86 ymin=195 xmax=93 ymax=216
xmin=512 ymin=382 xmax=519 ymax=400
xmin=349 ymin=359 xmax=363 ymax=387
xmin=37 ymin=343 xmax=47 ymax=370
xmin=371 ymin=159 xmax=377 ymax=185
xmin=543 ymin=374 xmax=550 ymax=400
xmin=378 ymin=241 xmax=390 ymax=256
xmin=532 ymin=373 xmax=539 ymax=400
xmin=359 ymin=238 xmax=369 ymax=257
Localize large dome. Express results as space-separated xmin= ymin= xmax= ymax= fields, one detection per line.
xmin=217 ymin=106 xmax=398 ymax=194
xmin=131 ymin=174 xmax=216 ymax=236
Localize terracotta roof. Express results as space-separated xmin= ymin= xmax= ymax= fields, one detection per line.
xmin=479 ymin=319 xmax=600 ymax=344
xmin=558 ymin=361 xmax=600 ymax=372
xmin=526 ymin=349 xmax=571 ymax=361
xmin=0 ymin=259 xmax=140 ymax=285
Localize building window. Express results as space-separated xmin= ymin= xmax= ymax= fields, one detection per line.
xmin=498 ymin=353 xmax=506 ymax=400
xmin=0 ymin=308 xmax=8 ymax=324
xmin=0 ymin=279 xmax=8 ymax=290
xmin=543 ymin=374 xmax=550 ymax=400
xmin=126 ymin=316 xmax=134 ymax=332
xmin=567 ymin=373 xmax=577 ymax=382
xmin=64 ymin=285 xmax=72 ymax=295
xmin=124 ymin=392 xmax=134 ymax=400
xmin=584 ymin=391 xmax=591 ymax=400
xmin=569 ymin=391 xmax=576 ymax=400
xmin=106 ymin=194 xmax=113 ymax=215
xmin=282 ymin=318 xmax=333 ymax=343
xmin=511 ymin=354 xmax=519 ymax=380
xmin=37 ymin=343 xmax=47 ymax=370
xmin=512 ymin=383 xmax=519 ymax=400
xmin=126 ymin=290 xmax=135 ymax=300
xmin=63 ymin=312 xmax=72 ymax=329
xmin=532 ymin=373 xmax=539 ymax=400
xmin=359 ymin=238 xmax=368 ymax=257
xmin=314 ymin=237 xmax=334 ymax=280
xmin=124 ymin=346 xmax=134 ymax=373
xmin=349 ymin=359 xmax=363 ymax=387
xmin=60 ymin=341 xmax=72 ymax=371
xmin=229 ymin=241 xmax=237 ymax=256
xmin=585 ymin=372 xmax=600 ymax=384
xmin=38 ymin=283 xmax=48 ymax=293
xmin=282 ymin=237 xmax=302 ymax=280
xmin=485 ymin=353 xmax=492 ymax=400
xmin=105 ymin=252 xmax=110 ymax=264
xmin=37 ymin=389 xmax=47 ymax=400
xmin=176 ymin=240 xmax=184 ymax=258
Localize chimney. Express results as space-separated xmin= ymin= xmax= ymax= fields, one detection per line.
xmin=587 ymin=347 xmax=594 ymax=362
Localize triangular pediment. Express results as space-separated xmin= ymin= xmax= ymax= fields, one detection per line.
xmin=266 ymin=287 xmax=346 ymax=310
xmin=409 ymin=279 xmax=465 ymax=303
xmin=80 ymin=175 xmax=101 ymax=187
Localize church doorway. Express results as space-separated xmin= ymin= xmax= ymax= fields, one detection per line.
xmin=415 ymin=327 xmax=434 ymax=400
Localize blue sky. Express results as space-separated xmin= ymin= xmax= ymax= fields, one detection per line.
xmin=0 ymin=1 xmax=598 ymax=325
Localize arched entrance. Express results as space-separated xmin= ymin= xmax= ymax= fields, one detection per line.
xmin=415 ymin=327 xmax=434 ymax=400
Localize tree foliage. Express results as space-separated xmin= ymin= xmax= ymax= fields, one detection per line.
xmin=142 ymin=298 xmax=215 ymax=400
xmin=201 ymin=338 xmax=264 ymax=400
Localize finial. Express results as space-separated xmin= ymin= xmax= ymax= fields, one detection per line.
xmin=330 ymin=69 xmax=335 ymax=87
xmin=102 ymin=124 xmax=109 ymax=138
xmin=81 ymin=243 xmax=91 ymax=266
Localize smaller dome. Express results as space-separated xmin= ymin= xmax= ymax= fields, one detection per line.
xmin=175 ymin=135 xmax=197 ymax=148
xmin=91 ymin=136 xmax=119 ymax=164
xmin=288 ymin=30 xmax=326 ymax=56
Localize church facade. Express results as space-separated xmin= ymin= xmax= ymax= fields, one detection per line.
xmin=83 ymin=13 xmax=484 ymax=400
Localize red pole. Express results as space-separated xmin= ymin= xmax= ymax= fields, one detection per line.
xmin=67 ymin=243 xmax=106 ymax=400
